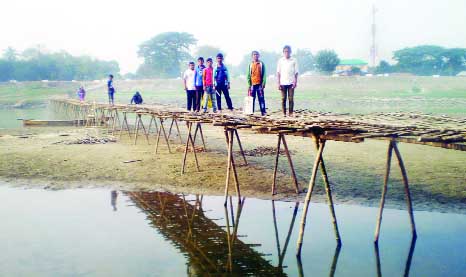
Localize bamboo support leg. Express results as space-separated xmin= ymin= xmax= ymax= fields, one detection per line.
xmin=154 ymin=118 xmax=162 ymax=155
xmin=159 ymin=118 xmax=171 ymax=153
xmin=296 ymin=140 xmax=326 ymax=258
xmin=392 ymin=142 xmax=417 ymax=238
xmin=234 ymin=129 xmax=248 ymax=166
xmin=282 ymin=135 xmax=300 ymax=194
xmin=181 ymin=122 xmax=192 ymax=174
xmin=167 ymin=118 xmax=175 ymax=140
xmin=198 ymin=123 xmax=207 ymax=150
xmin=138 ymin=115 xmax=150 ymax=145
xmin=181 ymin=122 xmax=200 ymax=173
xmin=272 ymin=134 xmax=282 ymax=195
xmin=175 ymin=118 xmax=183 ymax=144
xmin=313 ymin=139 xmax=342 ymax=245
xmin=224 ymin=130 xmax=234 ymax=205
xmin=134 ymin=114 xmax=141 ymax=145
xmin=374 ymin=141 xmax=395 ymax=243
xmin=148 ymin=115 xmax=159 ymax=134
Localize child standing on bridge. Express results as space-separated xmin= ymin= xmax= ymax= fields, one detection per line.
xmin=247 ymin=51 xmax=267 ymax=116
xmin=183 ymin=62 xmax=197 ymax=111
xmin=214 ymin=53 xmax=233 ymax=112
xmin=77 ymin=86 xmax=86 ymax=102
xmin=202 ymin=58 xmax=217 ymax=113
xmin=107 ymin=74 xmax=115 ymax=105
xmin=193 ymin=57 xmax=205 ymax=112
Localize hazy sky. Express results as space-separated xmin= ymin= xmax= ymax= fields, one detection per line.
xmin=2 ymin=0 xmax=466 ymax=73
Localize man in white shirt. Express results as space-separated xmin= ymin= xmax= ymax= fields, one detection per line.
xmin=276 ymin=45 xmax=299 ymax=116
xmin=183 ymin=62 xmax=197 ymax=111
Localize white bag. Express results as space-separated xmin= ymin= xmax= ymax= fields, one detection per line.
xmin=243 ymin=96 xmax=254 ymax=115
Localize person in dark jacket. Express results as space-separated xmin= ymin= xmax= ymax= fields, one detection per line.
xmin=214 ymin=53 xmax=233 ymax=111
xmin=130 ymin=91 xmax=143 ymax=105
xmin=107 ymin=74 xmax=115 ymax=105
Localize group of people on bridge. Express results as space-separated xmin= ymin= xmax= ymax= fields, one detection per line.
xmin=77 ymin=45 xmax=299 ymax=117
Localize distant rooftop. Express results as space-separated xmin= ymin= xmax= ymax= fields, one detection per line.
xmin=339 ymin=59 xmax=368 ymax=66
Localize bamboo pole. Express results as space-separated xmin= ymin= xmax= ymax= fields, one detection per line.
xmin=392 ymin=142 xmax=417 ymax=238
xmin=282 ymin=134 xmax=300 ymax=194
xmin=157 ymin=118 xmax=172 ymax=154
xmin=313 ymin=138 xmax=342 ymax=245
xmin=374 ymin=141 xmax=395 ymax=243
xmin=296 ymin=139 xmax=326 ymax=258
xmin=138 ymin=114 xmax=150 ymax=145
xmin=272 ymin=134 xmax=282 ymax=195
xmin=224 ymin=129 xmax=234 ymax=206
xmin=133 ymin=114 xmax=141 ymax=145
xmin=234 ymin=129 xmax=248 ymax=166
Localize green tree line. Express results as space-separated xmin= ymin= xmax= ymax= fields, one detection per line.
xmin=0 ymin=46 xmax=119 ymax=81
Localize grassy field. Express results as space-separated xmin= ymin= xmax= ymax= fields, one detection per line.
xmin=1 ymin=76 xmax=466 ymax=115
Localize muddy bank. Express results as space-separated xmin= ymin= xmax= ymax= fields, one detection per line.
xmin=0 ymin=125 xmax=465 ymax=214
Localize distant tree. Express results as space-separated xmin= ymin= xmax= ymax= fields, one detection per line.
xmin=294 ymin=49 xmax=314 ymax=72
xmin=195 ymin=45 xmax=224 ymax=60
xmin=441 ymin=48 xmax=466 ymax=76
xmin=3 ymin=47 xmax=18 ymax=61
xmin=0 ymin=46 xmax=120 ymax=82
xmin=374 ymin=60 xmax=393 ymax=74
xmin=137 ymin=32 xmax=197 ymax=78
xmin=393 ymin=45 xmax=444 ymax=76
xmin=235 ymin=50 xmax=280 ymax=77
xmin=315 ymin=49 xmax=340 ymax=73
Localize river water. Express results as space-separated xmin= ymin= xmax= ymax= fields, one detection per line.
xmin=1 ymin=107 xmax=465 ymax=276
xmin=0 ymin=186 xmax=465 ymax=276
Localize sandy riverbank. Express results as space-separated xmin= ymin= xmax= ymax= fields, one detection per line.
xmin=0 ymin=124 xmax=465 ymax=213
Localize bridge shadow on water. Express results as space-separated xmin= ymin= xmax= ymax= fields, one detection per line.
xmin=124 ymin=191 xmax=419 ymax=276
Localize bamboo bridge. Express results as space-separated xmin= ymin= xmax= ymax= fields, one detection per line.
xmin=50 ymin=99 xmax=466 ymax=258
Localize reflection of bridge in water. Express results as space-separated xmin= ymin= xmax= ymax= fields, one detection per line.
xmin=126 ymin=191 xmax=287 ymax=276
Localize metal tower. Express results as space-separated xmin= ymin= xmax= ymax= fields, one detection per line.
xmin=370 ymin=4 xmax=377 ymax=68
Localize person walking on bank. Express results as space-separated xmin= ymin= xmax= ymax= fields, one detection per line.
xmin=214 ymin=53 xmax=233 ymax=112
xmin=107 ymin=74 xmax=116 ymax=105
xmin=277 ymin=45 xmax=299 ymax=116
xmin=183 ymin=62 xmax=197 ymax=111
xmin=247 ymin=51 xmax=267 ymax=116
xmin=193 ymin=57 xmax=205 ymax=112
xmin=202 ymin=58 xmax=217 ymax=113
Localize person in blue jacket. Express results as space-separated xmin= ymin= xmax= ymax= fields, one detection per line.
xmin=107 ymin=74 xmax=115 ymax=105
xmin=214 ymin=53 xmax=233 ymax=111
xmin=130 ymin=91 xmax=143 ymax=105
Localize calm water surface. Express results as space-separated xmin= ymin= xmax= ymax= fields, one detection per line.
xmin=0 ymin=186 xmax=465 ymax=277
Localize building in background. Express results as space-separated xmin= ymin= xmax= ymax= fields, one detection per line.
xmin=335 ymin=59 xmax=369 ymax=75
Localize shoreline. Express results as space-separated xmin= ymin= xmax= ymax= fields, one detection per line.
xmin=0 ymin=125 xmax=465 ymax=215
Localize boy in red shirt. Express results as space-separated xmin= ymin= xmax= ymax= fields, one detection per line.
xmin=202 ymin=58 xmax=218 ymax=113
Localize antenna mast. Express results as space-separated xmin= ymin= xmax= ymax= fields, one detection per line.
xmin=370 ymin=4 xmax=377 ymax=68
